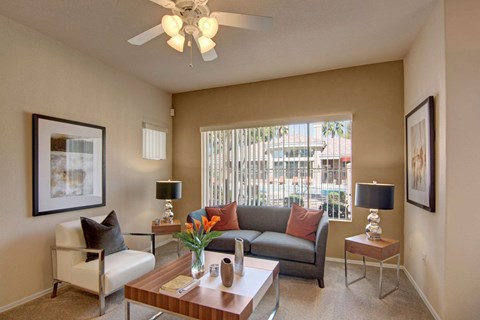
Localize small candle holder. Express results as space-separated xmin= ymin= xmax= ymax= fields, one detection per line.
xmin=209 ymin=264 xmax=219 ymax=277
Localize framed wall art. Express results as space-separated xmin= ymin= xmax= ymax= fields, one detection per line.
xmin=33 ymin=114 xmax=106 ymax=216
xmin=405 ymin=96 xmax=435 ymax=212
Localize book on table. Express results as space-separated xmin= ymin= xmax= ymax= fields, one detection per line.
xmin=160 ymin=275 xmax=200 ymax=296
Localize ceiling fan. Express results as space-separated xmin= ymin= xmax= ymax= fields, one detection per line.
xmin=128 ymin=0 xmax=273 ymax=63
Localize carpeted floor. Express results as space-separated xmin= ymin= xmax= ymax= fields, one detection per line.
xmin=0 ymin=242 xmax=433 ymax=320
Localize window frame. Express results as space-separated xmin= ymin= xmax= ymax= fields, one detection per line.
xmin=200 ymin=115 xmax=353 ymax=221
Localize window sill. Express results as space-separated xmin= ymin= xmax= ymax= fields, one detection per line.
xmin=328 ymin=218 xmax=352 ymax=223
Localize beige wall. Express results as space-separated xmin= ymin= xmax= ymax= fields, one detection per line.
xmin=405 ymin=1 xmax=480 ymax=318
xmin=444 ymin=0 xmax=480 ymax=318
xmin=403 ymin=1 xmax=446 ymax=318
xmin=172 ymin=61 xmax=405 ymax=261
xmin=0 ymin=15 xmax=172 ymax=308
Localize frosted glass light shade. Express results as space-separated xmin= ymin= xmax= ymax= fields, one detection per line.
xmin=143 ymin=127 xmax=166 ymax=160
xmin=198 ymin=36 xmax=216 ymax=53
xmin=167 ymin=34 xmax=185 ymax=52
xmin=198 ymin=17 xmax=218 ymax=38
xmin=162 ymin=15 xmax=183 ymax=37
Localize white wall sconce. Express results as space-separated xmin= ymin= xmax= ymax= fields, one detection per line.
xmin=142 ymin=122 xmax=167 ymax=160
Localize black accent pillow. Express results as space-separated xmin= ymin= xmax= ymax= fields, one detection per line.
xmin=81 ymin=211 xmax=128 ymax=262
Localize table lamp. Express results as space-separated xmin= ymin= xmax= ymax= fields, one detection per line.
xmin=156 ymin=180 xmax=182 ymax=223
xmin=354 ymin=181 xmax=395 ymax=240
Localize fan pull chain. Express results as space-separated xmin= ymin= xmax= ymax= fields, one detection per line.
xmin=188 ymin=34 xmax=193 ymax=68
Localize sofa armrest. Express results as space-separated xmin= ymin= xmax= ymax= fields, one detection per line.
xmin=187 ymin=208 xmax=208 ymax=224
xmin=314 ymin=213 xmax=329 ymax=279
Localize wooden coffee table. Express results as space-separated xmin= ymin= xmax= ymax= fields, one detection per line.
xmin=124 ymin=251 xmax=280 ymax=320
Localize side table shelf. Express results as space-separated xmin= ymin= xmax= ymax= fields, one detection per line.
xmin=151 ymin=219 xmax=181 ymax=257
xmin=344 ymin=234 xmax=400 ymax=299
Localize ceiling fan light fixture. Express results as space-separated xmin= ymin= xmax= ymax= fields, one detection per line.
xmin=198 ymin=36 xmax=216 ymax=53
xmin=198 ymin=17 xmax=218 ymax=38
xmin=167 ymin=34 xmax=185 ymax=52
xmin=162 ymin=15 xmax=183 ymax=37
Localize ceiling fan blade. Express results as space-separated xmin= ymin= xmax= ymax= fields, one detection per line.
xmin=128 ymin=24 xmax=165 ymax=45
xmin=193 ymin=33 xmax=218 ymax=61
xmin=148 ymin=0 xmax=176 ymax=9
xmin=210 ymin=11 xmax=272 ymax=31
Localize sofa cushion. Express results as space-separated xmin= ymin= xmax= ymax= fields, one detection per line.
xmin=81 ymin=211 xmax=128 ymax=262
xmin=206 ymin=201 xmax=240 ymax=231
xmin=237 ymin=206 xmax=291 ymax=233
xmin=250 ymin=231 xmax=315 ymax=264
xmin=286 ymin=204 xmax=323 ymax=242
xmin=207 ymin=230 xmax=261 ymax=252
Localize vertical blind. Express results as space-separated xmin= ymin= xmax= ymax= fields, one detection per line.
xmin=201 ymin=120 xmax=352 ymax=220
xmin=143 ymin=123 xmax=167 ymax=160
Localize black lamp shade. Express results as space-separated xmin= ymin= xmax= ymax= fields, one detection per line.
xmin=156 ymin=181 xmax=182 ymax=200
xmin=355 ymin=183 xmax=395 ymax=210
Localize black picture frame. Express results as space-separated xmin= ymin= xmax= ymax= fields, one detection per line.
xmin=405 ymin=96 xmax=435 ymax=212
xmin=33 ymin=114 xmax=106 ymax=216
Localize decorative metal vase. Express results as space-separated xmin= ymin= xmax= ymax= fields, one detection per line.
xmin=234 ymin=238 xmax=245 ymax=276
xmin=191 ymin=248 xmax=205 ymax=279
xmin=221 ymin=258 xmax=234 ymax=287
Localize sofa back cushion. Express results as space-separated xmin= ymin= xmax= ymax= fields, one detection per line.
xmin=286 ymin=204 xmax=323 ymax=242
xmin=237 ymin=206 xmax=291 ymax=233
xmin=206 ymin=201 xmax=240 ymax=231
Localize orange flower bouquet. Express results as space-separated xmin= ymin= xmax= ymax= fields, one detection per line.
xmin=174 ymin=216 xmax=222 ymax=278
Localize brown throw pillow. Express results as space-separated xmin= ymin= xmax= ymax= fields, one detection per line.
xmin=286 ymin=204 xmax=323 ymax=242
xmin=206 ymin=201 xmax=240 ymax=231
xmin=80 ymin=211 xmax=128 ymax=262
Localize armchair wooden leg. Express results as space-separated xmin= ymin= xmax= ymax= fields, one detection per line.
xmin=318 ymin=278 xmax=325 ymax=288
xmin=51 ymin=281 xmax=61 ymax=298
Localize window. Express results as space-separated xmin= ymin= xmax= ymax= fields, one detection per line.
xmin=201 ymin=119 xmax=352 ymax=220
xmin=142 ymin=122 xmax=167 ymax=160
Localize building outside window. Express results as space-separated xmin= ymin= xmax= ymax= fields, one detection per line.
xmin=201 ymin=118 xmax=352 ymax=220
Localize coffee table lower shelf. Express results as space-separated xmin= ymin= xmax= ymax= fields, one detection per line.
xmin=125 ymin=252 xmax=280 ymax=320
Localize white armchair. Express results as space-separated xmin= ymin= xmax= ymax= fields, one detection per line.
xmin=51 ymin=215 xmax=156 ymax=316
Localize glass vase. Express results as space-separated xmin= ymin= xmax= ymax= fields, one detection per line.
xmin=191 ymin=248 xmax=205 ymax=279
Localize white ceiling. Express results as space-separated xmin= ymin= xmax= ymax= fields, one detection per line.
xmin=0 ymin=0 xmax=436 ymax=93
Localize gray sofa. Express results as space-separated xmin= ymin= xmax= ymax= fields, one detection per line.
xmin=187 ymin=205 xmax=329 ymax=287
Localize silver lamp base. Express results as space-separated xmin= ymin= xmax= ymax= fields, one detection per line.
xmin=365 ymin=208 xmax=382 ymax=240
xmin=162 ymin=200 xmax=175 ymax=223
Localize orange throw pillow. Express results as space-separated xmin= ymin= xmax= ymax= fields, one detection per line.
xmin=206 ymin=201 xmax=240 ymax=231
xmin=286 ymin=204 xmax=323 ymax=242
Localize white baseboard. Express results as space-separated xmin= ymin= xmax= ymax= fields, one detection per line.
xmin=0 ymin=283 xmax=64 ymax=314
xmin=403 ymin=267 xmax=441 ymax=320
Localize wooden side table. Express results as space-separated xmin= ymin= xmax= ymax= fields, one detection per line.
xmin=151 ymin=219 xmax=181 ymax=257
xmin=344 ymin=234 xmax=400 ymax=299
